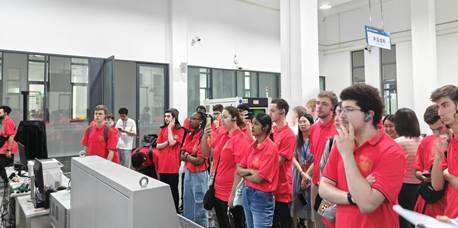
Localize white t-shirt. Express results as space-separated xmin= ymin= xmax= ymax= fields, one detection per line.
xmin=115 ymin=118 xmax=137 ymax=150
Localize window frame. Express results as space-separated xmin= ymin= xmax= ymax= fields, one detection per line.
xmin=27 ymin=54 xmax=48 ymax=121
xmin=351 ymin=50 xmax=365 ymax=85
xmin=380 ymin=44 xmax=398 ymax=115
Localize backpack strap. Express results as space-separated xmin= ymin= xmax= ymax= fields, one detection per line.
xmin=86 ymin=126 xmax=109 ymax=143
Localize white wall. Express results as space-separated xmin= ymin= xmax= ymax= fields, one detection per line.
xmin=0 ymin=0 xmax=280 ymax=72
xmin=319 ymin=51 xmax=351 ymax=94
xmin=0 ymin=0 xmax=170 ymax=62
xmin=185 ymin=0 xmax=280 ymax=72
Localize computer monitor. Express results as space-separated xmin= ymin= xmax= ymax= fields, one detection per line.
xmin=33 ymin=158 xmax=44 ymax=196
xmin=18 ymin=142 xmax=26 ymax=167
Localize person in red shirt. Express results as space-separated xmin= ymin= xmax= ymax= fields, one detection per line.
xmin=0 ymin=106 xmax=18 ymax=184
xmin=237 ymin=113 xmax=279 ymax=228
xmin=309 ymin=91 xmax=338 ymax=228
xmin=201 ymin=106 xmax=250 ymax=228
xmin=269 ymin=98 xmax=296 ymax=228
xmin=181 ymin=111 xmax=208 ymax=227
xmin=319 ymin=84 xmax=407 ymax=228
xmin=132 ymin=134 xmax=159 ymax=179
xmin=155 ymin=108 xmax=185 ymax=213
xmin=81 ymin=105 xmax=119 ymax=163
xmin=430 ymin=85 xmax=458 ymax=219
xmin=413 ymin=104 xmax=448 ymax=217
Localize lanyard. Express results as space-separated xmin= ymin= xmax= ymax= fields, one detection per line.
xmin=302 ymin=141 xmax=310 ymax=162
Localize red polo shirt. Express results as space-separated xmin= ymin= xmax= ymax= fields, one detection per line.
xmin=272 ymin=123 xmax=296 ymax=203
xmin=81 ymin=124 xmax=120 ymax=163
xmin=322 ymin=130 xmax=406 ymax=228
xmin=183 ymin=129 xmax=208 ymax=172
xmin=310 ymin=119 xmax=337 ymax=185
xmin=241 ymin=138 xmax=279 ymax=192
xmin=214 ymin=129 xmax=251 ymax=202
xmin=0 ymin=116 xmax=18 ymax=154
xmin=132 ymin=146 xmax=158 ymax=169
xmin=156 ymin=127 xmax=185 ymax=174
xmin=241 ymin=125 xmax=254 ymax=143
xmin=441 ymin=134 xmax=458 ymax=218
xmin=413 ymin=135 xmax=446 ymax=217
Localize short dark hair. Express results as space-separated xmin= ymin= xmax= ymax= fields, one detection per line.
xmin=0 ymin=106 xmax=12 ymax=115
xmin=196 ymin=105 xmax=206 ymax=113
xmin=430 ymin=85 xmax=458 ymax=102
xmin=423 ymin=105 xmax=440 ymax=125
xmin=394 ymin=108 xmax=421 ymax=138
xmin=131 ymin=153 xmax=145 ymax=169
xmin=383 ymin=114 xmax=395 ymax=124
xmin=340 ymin=84 xmax=383 ymax=128
xmin=318 ymin=91 xmax=338 ymax=107
xmin=237 ymin=103 xmax=250 ymax=112
xmin=271 ymin=98 xmax=290 ymax=115
xmin=118 ymin=107 xmax=128 ymax=115
xmin=212 ymin=104 xmax=223 ymax=112
xmin=224 ymin=106 xmax=244 ymax=127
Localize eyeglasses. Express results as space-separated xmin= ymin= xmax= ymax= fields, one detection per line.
xmin=337 ymin=107 xmax=362 ymax=114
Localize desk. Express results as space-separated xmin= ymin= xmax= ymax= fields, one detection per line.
xmin=16 ymin=195 xmax=50 ymax=228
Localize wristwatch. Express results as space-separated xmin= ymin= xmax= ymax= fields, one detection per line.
xmin=347 ymin=192 xmax=356 ymax=205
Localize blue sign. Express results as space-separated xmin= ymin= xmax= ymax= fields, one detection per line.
xmin=365 ymin=26 xmax=391 ymax=50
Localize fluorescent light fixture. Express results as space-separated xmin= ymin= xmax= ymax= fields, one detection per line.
xmin=319 ymin=3 xmax=332 ymax=10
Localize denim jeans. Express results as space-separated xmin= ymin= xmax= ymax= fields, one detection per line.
xmin=183 ymin=167 xmax=208 ymax=228
xmin=118 ymin=149 xmax=132 ymax=168
xmin=243 ymin=186 xmax=275 ymax=228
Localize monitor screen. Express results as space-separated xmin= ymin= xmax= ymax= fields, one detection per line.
xmin=33 ymin=158 xmax=44 ymax=194
xmin=18 ymin=142 xmax=26 ymax=167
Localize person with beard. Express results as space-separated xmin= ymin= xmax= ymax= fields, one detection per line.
xmin=0 ymin=106 xmax=17 ymax=185
xmin=309 ymin=91 xmax=338 ymax=228
xmin=319 ymin=84 xmax=406 ymax=228
xmin=430 ymin=85 xmax=458 ymax=220
xmin=156 ymin=108 xmax=185 ymax=213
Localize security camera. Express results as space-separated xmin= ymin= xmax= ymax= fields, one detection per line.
xmin=364 ymin=45 xmax=372 ymax=53
xmin=191 ymin=37 xmax=202 ymax=46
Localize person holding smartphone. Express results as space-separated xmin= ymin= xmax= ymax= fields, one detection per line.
xmin=156 ymin=108 xmax=185 ymax=213
xmin=116 ymin=108 xmax=137 ymax=168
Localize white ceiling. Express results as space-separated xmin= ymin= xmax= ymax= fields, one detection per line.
xmin=238 ymin=0 xmax=362 ymax=11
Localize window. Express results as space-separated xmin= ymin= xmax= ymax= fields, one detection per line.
xmin=319 ymin=76 xmax=326 ymax=92
xmin=28 ymin=54 xmax=47 ymax=120
xmin=138 ymin=64 xmax=166 ymax=138
xmin=381 ymin=45 xmax=397 ymax=115
xmin=351 ymin=50 xmax=365 ymax=84
xmin=188 ymin=66 xmax=280 ymax=115
xmin=71 ymin=58 xmax=88 ymax=120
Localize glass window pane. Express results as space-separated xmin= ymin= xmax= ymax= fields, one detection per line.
xmin=352 ymin=50 xmax=364 ymax=67
xmin=72 ymin=85 xmax=87 ymax=120
xmin=199 ymin=72 xmax=207 ymax=88
xmin=28 ymin=84 xmax=44 ymax=120
xmin=28 ymin=61 xmax=45 ymax=81
xmin=7 ymin=80 xmax=20 ymax=93
xmin=381 ymin=46 xmax=396 ymax=64
xmin=244 ymin=76 xmax=250 ymax=90
xmin=29 ymin=54 xmax=45 ymax=61
xmin=236 ymin=71 xmax=244 ymax=97
xmin=188 ymin=67 xmax=201 ymax=117
xmin=138 ymin=65 xmax=165 ymax=139
xmin=200 ymin=89 xmax=206 ymax=104
xmin=250 ymin=74 xmax=258 ymax=97
xmin=352 ymin=68 xmax=365 ymax=84
xmin=382 ymin=64 xmax=396 ymax=81
xmin=71 ymin=58 xmax=88 ymax=65
xmin=258 ymin=73 xmax=279 ymax=98
xmin=211 ymin=69 xmax=236 ymax=99
xmin=71 ymin=64 xmax=89 ymax=83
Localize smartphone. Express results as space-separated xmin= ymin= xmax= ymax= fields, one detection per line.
xmin=206 ymin=116 xmax=212 ymax=129
xmin=422 ymin=173 xmax=431 ymax=178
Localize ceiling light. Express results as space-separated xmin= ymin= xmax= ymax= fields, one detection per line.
xmin=319 ymin=3 xmax=332 ymax=10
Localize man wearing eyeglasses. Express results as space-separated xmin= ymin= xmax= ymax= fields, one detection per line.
xmin=319 ymin=84 xmax=406 ymax=228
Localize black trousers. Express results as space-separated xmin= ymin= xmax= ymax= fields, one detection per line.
xmin=398 ymin=183 xmax=419 ymax=228
xmin=160 ymin=173 xmax=180 ymax=213
xmin=0 ymin=154 xmax=14 ymax=184
xmin=272 ymin=201 xmax=292 ymax=228
xmin=214 ymin=197 xmax=246 ymax=228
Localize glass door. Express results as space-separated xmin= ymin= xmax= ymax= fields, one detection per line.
xmin=103 ymin=56 xmax=115 ymax=113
